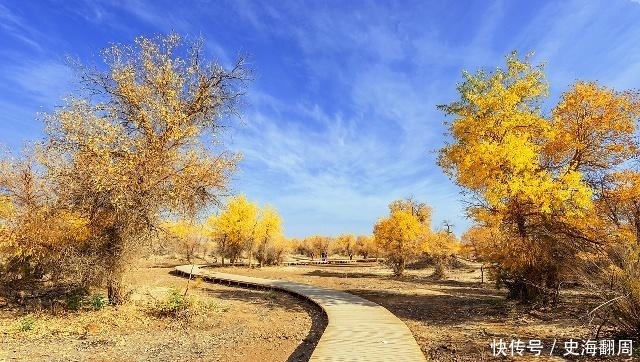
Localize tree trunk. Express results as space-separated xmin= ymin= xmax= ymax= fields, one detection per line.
xmin=433 ymin=259 xmax=446 ymax=279
xmin=105 ymin=227 xmax=127 ymax=305
xmin=393 ymin=258 xmax=405 ymax=276
xmin=107 ymin=275 xmax=125 ymax=305
xmin=106 ymin=257 xmax=127 ymax=305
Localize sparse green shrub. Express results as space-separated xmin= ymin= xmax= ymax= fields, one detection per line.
xmin=19 ymin=315 xmax=35 ymax=332
xmin=265 ymin=290 xmax=278 ymax=301
xmin=87 ymin=294 xmax=107 ymax=310
xmin=65 ymin=294 xmax=83 ymax=311
xmin=213 ymin=302 xmax=230 ymax=313
xmin=199 ymin=299 xmax=230 ymax=314
xmin=150 ymin=288 xmax=190 ymax=318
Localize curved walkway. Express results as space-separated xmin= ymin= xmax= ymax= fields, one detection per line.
xmin=175 ymin=265 xmax=427 ymax=362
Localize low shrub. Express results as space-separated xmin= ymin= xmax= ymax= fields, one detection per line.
xmin=87 ymin=294 xmax=107 ymax=310
xmin=19 ymin=315 xmax=35 ymax=332
xmin=149 ymin=288 xmax=191 ymax=319
xmin=65 ymin=294 xmax=84 ymax=311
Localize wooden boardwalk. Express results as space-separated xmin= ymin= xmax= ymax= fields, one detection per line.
xmin=175 ymin=265 xmax=427 ymax=362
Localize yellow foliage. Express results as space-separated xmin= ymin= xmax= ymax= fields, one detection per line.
xmin=424 ymin=231 xmax=460 ymax=257
xmin=1 ymin=208 xmax=90 ymax=260
xmin=388 ymin=199 xmax=432 ymax=226
xmin=374 ymin=206 xmax=426 ymax=276
xmin=255 ymin=207 xmax=282 ymax=244
xmin=163 ymin=219 xmax=207 ymax=262
xmin=207 ymin=196 xmax=285 ymax=265
xmin=0 ymin=155 xmax=97 ymax=292
xmin=254 ymin=206 xmax=285 ymax=265
xmin=165 ymin=219 xmax=207 ymax=240
xmin=439 ymin=52 xmax=640 ymax=300
xmin=304 ymin=235 xmax=332 ymax=258
xmin=545 ymin=82 xmax=639 ymax=172
xmin=439 ymin=52 xmax=593 ymax=224
xmin=597 ymin=171 xmax=640 ymax=242
xmin=336 ymin=233 xmax=356 ymax=258
xmin=207 ymin=195 xmax=259 ymax=264
xmin=0 ymin=196 xmax=14 ymax=220
xmin=355 ymin=235 xmax=377 ymax=258
xmin=36 ymin=33 xmax=247 ymax=303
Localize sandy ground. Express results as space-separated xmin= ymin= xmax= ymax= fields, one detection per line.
xmin=1 ymin=258 xmax=635 ymax=362
xmin=212 ymin=261 xmax=633 ymax=362
xmin=0 ymin=265 xmax=326 ymax=362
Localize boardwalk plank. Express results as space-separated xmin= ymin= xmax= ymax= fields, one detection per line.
xmin=175 ymin=265 xmax=427 ymax=362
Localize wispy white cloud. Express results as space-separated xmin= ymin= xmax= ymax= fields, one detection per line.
xmin=85 ymin=0 xmax=233 ymax=67
xmin=0 ymin=4 xmax=45 ymax=52
xmin=230 ymin=73 xmax=463 ymax=237
xmin=2 ymin=0 xmax=639 ymax=238
xmin=221 ymin=3 xmax=472 ymax=236
xmin=0 ymin=60 xmax=72 ymax=105
xmin=0 ymin=57 xmax=72 ymax=150
xmin=509 ymin=0 xmax=640 ymax=92
xmin=226 ymin=0 xmax=640 ymax=237
xmin=61 ymin=1 xmax=112 ymax=24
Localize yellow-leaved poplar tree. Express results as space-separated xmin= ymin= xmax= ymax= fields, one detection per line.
xmin=207 ymin=197 xmax=286 ymax=266
xmin=0 ymin=155 xmax=99 ymax=298
xmin=254 ymin=206 xmax=286 ymax=266
xmin=590 ymin=170 xmax=640 ymax=335
xmin=424 ymin=230 xmax=460 ymax=279
xmin=336 ymin=233 xmax=356 ymax=259
xmin=439 ymin=52 xmax=640 ymax=301
xmin=303 ymin=235 xmax=332 ymax=260
xmin=355 ymin=234 xmax=377 ymax=259
xmin=163 ymin=219 xmax=208 ymax=262
xmin=374 ymin=200 xmax=429 ymax=276
xmin=42 ymin=34 xmax=247 ymax=304
xmin=207 ymin=195 xmax=259 ymax=265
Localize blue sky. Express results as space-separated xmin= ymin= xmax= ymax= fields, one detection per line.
xmin=1 ymin=1 xmax=640 ymax=238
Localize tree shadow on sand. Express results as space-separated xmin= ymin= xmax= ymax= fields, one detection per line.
xmin=346 ymin=288 xmax=510 ymax=326
xmin=285 ymin=303 xmax=327 ymax=362
xmin=304 ymin=268 xmax=489 ymax=288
